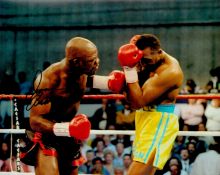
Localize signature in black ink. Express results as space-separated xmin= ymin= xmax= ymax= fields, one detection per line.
xmin=26 ymin=70 xmax=64 ymax=111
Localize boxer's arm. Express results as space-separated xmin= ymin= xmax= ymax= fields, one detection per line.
xmin=30 ymin=103 xmax=90 ymax=140
xmin=30 ymin=102 xmax=54 ymax=133
xmin=87 ymin=70 xmax=125 ymax=93
xmin=118 ymin=43 xmax=143 ymax=83
xmin=29 ymin=73 xmax=56 ymax=134
xmin=127 ymin=67 xmax=183 ymax=108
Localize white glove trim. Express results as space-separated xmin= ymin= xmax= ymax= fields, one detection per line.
xmin=93 ymin=75 xmax=109 ymax=89
xmin=123 ymin=66 xmax=138 ymax=83
xmin=53 ymin=122 xmax=70 ymax=137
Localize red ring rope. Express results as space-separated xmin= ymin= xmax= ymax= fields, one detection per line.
xmin=0 ymin=94 xmax=219 ymax=100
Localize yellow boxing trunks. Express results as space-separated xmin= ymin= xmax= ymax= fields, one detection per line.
xmin=132 ymin=104 xmax=179 ymax=170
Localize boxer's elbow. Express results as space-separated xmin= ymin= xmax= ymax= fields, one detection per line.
xmin=29 ymin=115 xmax=46 ymax=132
xmin=129 ymin=99 xmax=146 ymax=110
xmin=29 ymin=114 xmax=54 ymax=133
xmin=29 ymin=116 xmax=39 ymax=131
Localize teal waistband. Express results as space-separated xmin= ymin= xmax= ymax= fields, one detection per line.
xmin=141 ymin=104 xmax=175 ymax=113
xmin=156 ymin=104 xmax=175 ymax=113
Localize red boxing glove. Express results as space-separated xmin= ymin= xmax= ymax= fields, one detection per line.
xmin=118 ymin=44 xmax=143 ymax=83
xmin=92 ymin=70 xmax=125 ymax=93
xmin=129 ymin=34 xmax=141 ymax=44
xmin=108 ymin=70 xmax=125 ymax=93
xmin=53 ymin=114 xmax=91 ymax=140
xmin=118 ymin=43 xmax=143 ymax=68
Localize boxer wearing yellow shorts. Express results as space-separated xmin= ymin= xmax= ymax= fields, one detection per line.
xmin=118 ymin=34 xmax=183 ymax=175
xmin=133 ymin=104 xmax=179 ymax=170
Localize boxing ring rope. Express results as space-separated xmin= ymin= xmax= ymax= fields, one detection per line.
xmin=0 ymin=93 xmax=220 ymax=137
xmin=0 ymin=93 xmax=220 ymax=100
xmin=0 ymin=173 xmax=88 ymax=175
xmin=0 ymin=93 xmax=220 ymax=174
xmin=0 ymin=173 xmax=34 ymax=175
xmin=1 ymin=129 xmax=220 ymax=137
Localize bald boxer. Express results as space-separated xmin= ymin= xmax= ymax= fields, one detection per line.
xmin=21 ymin=37 xmax=124 ymax=175
xmin=118 ymin=34 xmax=184 ymax=175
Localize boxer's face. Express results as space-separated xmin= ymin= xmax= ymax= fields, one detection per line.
xmin=84 ymin=55 xmax=99 ymax=76
xmin=137 ymin=47 xmax=161 ymax=72
xmin=141 ymin=47 xmax=161 ymax=65
xmin=78 ymin=49 xmax=99 ymax=76
xmin=87 ymin=48 xmax=99 ymax=75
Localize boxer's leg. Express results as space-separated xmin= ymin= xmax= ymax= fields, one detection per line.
xmin=128 ymin=150 xmax=157 ymax=175
xmin=70 ymin=166 xmax=78 ymax=175
xmin=35 ymin=148 xmax=59 ymax=175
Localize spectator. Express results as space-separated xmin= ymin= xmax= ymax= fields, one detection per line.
xmin=0 ymin=69 xmax=20 ymax=128
xmin=0 ymin=141 xmax=10 ymax=161
xmin=188 ymin=135 xmax=207 ymax=154
xmin=123 ymin=154 xmax=132 ymax=175
xmin=180 ymin=99 xmax=205 ymax=131
xmin=186 ymin=142 xmax=197 ymax=164
xmin=91 ymin=99 xmax=116 ymax=130
xmin=80 ymin=140 xmax=92 ymax=160
xmin=186 ymin=136 xmax=207 ymax=154
xmin=1 ymin=139 xmax=34 ymax=172
xmin=163 ymin=156 xmax=188 ymax=175
xmin=190 ymin=137 xmax=220 ymax=175
xmin=111 ymin=134 xmax=131 ymax=148
xmin=78 ymin=149 xmax=94 ymax=174
xmin=91 ymin=135 xmax=104 ymax=148
xmin=113 ymin=142 xmax=125 ymax=168
xmin=115 ymin=101 xmax=135 ymax=130
xmin=187 ymin=136 xmax=198 ymax=144
xmin=114 ymin=166 xmax=124 ymax=175
xmin=124 ymin=136 xmax=134 ymax=155
xmin=115 ymin=99 xmax=124 ymax=112
xmin=93 ymin=138 xmax=105 ymax=160
xmin=103 ymin=135 xmax=116 ymax=155
xmin=107 ymin=125 xmax=117 ymax=141
xmin=197 ymin=124 xmax=214 ymax=151
xmin=103 ymin=150 xmax=115 ymax=175
xmin=209 ymin=66 xmax=220 ymax=92
xmin=1 ymin=155 xmax=34 ymax=172
xmin=17 ymin=71 xmax=32 ymax=95
xmin=203 ymin=80 xmax=214 ymax=93
xmin=205 ymin=99 xmax=220 ymax=131
xmin=172 ymin=136 xmax=186 ymax=158
xmin=90 ymin=157 xmax=110 ymax=175
xmin=179 ymin=148 xmax=191 ymax=174
xmin=181 ymin=79 xmax=197 ymax=94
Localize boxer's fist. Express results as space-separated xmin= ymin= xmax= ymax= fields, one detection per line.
xmin=69 ymin=114 xmax=91 ymax=139
xmin=53 ymin=114 xmax=91 ymax=140
xmin=92 ymin=71 xmax=125 ymax=92
xmin=108 ymin=70 xmax=125 ymax=93
xmin=118 ymin=43 xmax=143 ymax=68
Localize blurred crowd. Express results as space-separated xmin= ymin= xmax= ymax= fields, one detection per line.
xmin=0 ymin=65 xmax=220 ymax=174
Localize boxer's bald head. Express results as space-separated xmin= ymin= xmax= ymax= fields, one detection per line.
xmin=65 ymin=37 xmax=99 ymax=76
xmin=65 ymin=37 xmax=97 ymax=61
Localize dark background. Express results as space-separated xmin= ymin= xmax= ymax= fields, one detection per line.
xmin=0 ymin=0 xmax=220 ymax=87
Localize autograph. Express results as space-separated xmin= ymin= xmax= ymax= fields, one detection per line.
xmin=26 ymin=70 xmax=64 ymax=111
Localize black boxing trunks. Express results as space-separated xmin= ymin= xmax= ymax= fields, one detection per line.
xmin=20 ymin=130 xmax=85 ymax=166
